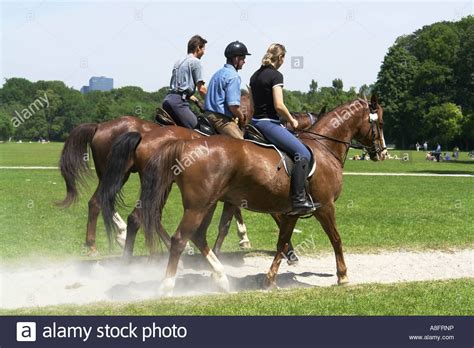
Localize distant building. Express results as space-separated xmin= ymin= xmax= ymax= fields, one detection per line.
xmin=80 ymin=76 xmax=113 ymax=94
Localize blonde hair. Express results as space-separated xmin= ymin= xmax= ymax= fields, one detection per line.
xmin=261 ymin=43 xmax=286 ymax=67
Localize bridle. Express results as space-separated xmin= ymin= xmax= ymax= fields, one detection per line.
xmin=363 ymin=104 xmax=387 ymax=159
xmin=295 ymin=105 xmax=387 ymax=167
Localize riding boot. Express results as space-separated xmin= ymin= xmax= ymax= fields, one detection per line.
xmin=289 ymin=158 xmax=318 ymax=215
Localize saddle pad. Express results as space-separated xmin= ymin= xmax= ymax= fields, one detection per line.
xmin=244 ymin=139 xmax=316 ymax=177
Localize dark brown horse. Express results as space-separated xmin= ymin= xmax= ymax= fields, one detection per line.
xmin=139 ymin=95 xmax=387 ymax=295
xmin=57 ymin=116 xmax=156 ymax=254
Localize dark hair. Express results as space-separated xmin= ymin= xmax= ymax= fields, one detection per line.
xmin=187 ymin=35 xmax=207 ymax=54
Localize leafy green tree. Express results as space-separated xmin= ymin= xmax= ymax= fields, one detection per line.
xmin=374 ymin=44 xmax=419 ymax=148
xmin=309 ymin=79 xmax=318 ymax=94
xmin=453 ymin=18 xmax=474 ymax=119
xmin=422 ymin=103 xmax=463 ymax=147
xmin=412 ymin=22 xmax=460 ymax=66
xmin=332 ymin=78 xmax=343 ymax=91
xmin=95 ymin=96 xmax=113 ymax=122
xmin=374 ymin=16 xmax=473 ymax=149
xmin=0 ymin=109 xmax=14 ymax=140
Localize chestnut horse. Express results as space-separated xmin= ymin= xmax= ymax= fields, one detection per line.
xmin=139 ymin=95 xmax=387 ymax=295
xmin=98 ymin=111 xmax=321 ymax=259
xmin=57 ymin=91 xmax=319 ymax=256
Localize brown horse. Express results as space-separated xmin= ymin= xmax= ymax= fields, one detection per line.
xmin=97 ymin=110 xmax=322 ymax=259
xmin=57 ymin=116 xmax=156 ymax=253
xmin=57 ymin=90 xmax=318 ymax=256
xmin=139 ymin=95 xmax=387 ymax=295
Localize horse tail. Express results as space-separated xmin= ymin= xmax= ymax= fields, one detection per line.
xmin=56 ymin=123 xmax=98 ymax=208
xmin=99 ymin=131 xmax=142 ymax=248
xmin=140 ymin=139 xmax=185 ymax=250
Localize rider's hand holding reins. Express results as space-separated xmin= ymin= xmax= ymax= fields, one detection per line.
xmin=289 ymin=117 xmax=299 ymax=130
xmin=190 ymin=96 xmax=205 ymax=113
xmin=229 ymin=105 xmax=246 ymax=128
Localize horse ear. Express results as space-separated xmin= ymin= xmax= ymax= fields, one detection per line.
xmin=370 ymin=94 xmax=378 ymax=107
xmin=358 ymin=91 xmax=367 ymax=101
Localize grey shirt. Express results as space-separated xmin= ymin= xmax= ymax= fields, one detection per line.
xmin=169 ymin=54 xmax=204 ymax=96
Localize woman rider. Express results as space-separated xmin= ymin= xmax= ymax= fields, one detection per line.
xmin=249 ymin=43 xmax=318 ymax=215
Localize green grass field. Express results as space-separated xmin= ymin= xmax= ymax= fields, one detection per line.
xmin=1 ymin=278 xmax=471 ymax=316
xmin=0 ymin=142 xmax=473 ymax=315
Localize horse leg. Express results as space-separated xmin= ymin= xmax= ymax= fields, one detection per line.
xmin=314 ymin=204 xmax=348 ymax=285
xmin=213 ymin=202 xmax=236 ymax=255
xmin=192 ymin=204 xmax=230 ymax=292
xmin=85 ymin=188 xmax=101 ymax=256
xmin=160 ymin=207 xmax=212 ymax=297
xmin=264 ymin=215 xmax=299 ymax=289
xmin=123 ymin=207 xmax=171 ymax=261
xmin=123 ymin=208 xmax=140 ymax=261
xmin=271 ymin=213 xmax=299 ymax=265
xmin=113 ymin=212 xmax=127 ymax=248
xmin=234 ymin=207 xmax=251 ymax=249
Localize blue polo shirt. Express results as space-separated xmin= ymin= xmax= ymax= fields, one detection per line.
xmin=205 ymin=64 xmax=241 ymax=117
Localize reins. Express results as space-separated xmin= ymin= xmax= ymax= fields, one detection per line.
xmin=296 ymin=121 xmax=384 ymax=168
xmin=297 ymin=130 xmax=352 ymax=168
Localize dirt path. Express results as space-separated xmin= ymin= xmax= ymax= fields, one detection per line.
xmin=1 ymin=249 xmax=472 ymax=309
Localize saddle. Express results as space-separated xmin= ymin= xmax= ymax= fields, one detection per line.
xmin=155 ymin=107 xmax=175 ymax=126
xmin=155 ymin=107 xmax=216 ymax=136
xmin=243 ymin=124 xmax=316 ymax=178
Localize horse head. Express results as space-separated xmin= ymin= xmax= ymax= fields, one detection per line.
xmin=303 ymin=95 xmax=387 ymax=164
xmin=353 ymin=94 xmax=388 ymax=161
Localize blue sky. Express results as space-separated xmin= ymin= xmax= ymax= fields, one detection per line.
xmin=1 ymin=1 xmax=472 ymax=92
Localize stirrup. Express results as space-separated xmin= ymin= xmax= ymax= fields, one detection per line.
xmin=286 ymin=205 xmax=317 ymax=216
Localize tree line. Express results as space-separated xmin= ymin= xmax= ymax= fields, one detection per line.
xmin=0 ymin=16 xmax=472 ymax=150
xmin=0 ymin=77 xmax=360 ymax=143
xmin=374 ymin=15 xmax=473 ymax=150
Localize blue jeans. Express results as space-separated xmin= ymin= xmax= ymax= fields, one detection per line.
xmin=252 ymin=119 xmax=311 ymax=161
xmin=162 ymin=93 xmax=198 ymax=129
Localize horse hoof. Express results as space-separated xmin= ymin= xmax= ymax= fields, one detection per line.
xmin=263 ymin=277 xmax=278 ymax=290
xmin=285 ymin=250 xmax=299 ymax=265
xmin=338 ymin=275 xmax=349 ymax=285
xmin=160 ymin=278 xmax=175 ymax=297
xmin=122 ymin=254 xmax=133 ymax=264
xmin=212 ymin=273 xmax=230 ymax=293
xmin=87 ymin=249 xmax=100 ymax=257
xmin=287 ymin=258 xmax=299 ymax=266
xmin=239 ymin=240 xmax=252 ymax=249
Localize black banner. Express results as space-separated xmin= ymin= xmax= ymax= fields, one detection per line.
xmin=1 ymin=316 xmax=472 ymax=347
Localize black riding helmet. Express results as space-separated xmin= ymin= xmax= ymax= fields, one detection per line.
xmin=224 ymin=41 xmax=251 ymax=58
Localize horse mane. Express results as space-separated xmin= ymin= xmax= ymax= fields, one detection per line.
xmin=314 ymin=98 xmax=369 ymax=124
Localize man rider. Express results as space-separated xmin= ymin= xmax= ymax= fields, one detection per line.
xmin=204 ymin=41 xmax=251 ymax=139
xmin=162 ymin=35 xmax=207 ymax=129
